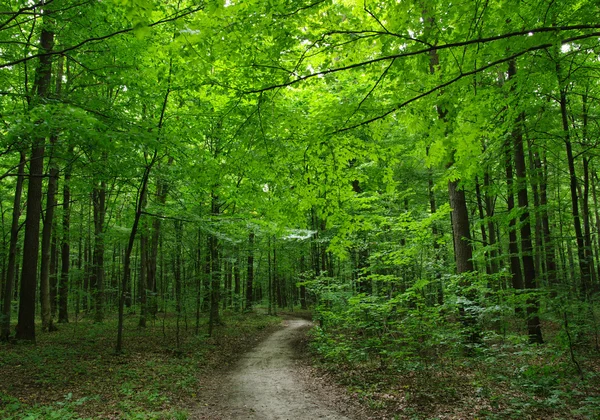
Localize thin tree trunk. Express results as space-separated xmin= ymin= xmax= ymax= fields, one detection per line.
xmin=40 ymin=136 xmax=59 ymax=333
xmin=483 ymin=172 xmax=499 ymax=274
xmin=139 ymin=229 xmax=148 ymax=328
xmin=233 ymin=246 xmax=241 ymax=312
xmin=58 ymin=150 xmax=72 ymax=323
xmin=509 ymin=60 xmax=542 ymax=343
xmin=208 ymin=193 xmax=220 ymax=336
xmin=92 ymin=181 xmax=106 ymax=323
xmin=1 ymin=151 xmax=26 ymax=340
xmin=116 ymin=153 xmax=156 ymax=354
xmin=299 ymin=255 xmax=307 ymax=310
xmin=50 ymin=229 xmax=58 ymax=318
xmin=557 ymin=63 xmax=590 ymax=297
xmin=475 ymin=177 xmax=491 ymax=274
xmin=505 ymin=135 xmax=524 ymax=291
xmin=245 ymin=231 xmax=255 ymax=311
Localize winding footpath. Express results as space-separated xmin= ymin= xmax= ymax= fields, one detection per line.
xmin=192 ymin=318 xmax=351 ymax=420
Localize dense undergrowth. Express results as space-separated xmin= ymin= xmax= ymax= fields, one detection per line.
xmin=0 ymin=310 xmax=281 ymax=419
xmin=309 ymin=278 xmax=600 ymax=419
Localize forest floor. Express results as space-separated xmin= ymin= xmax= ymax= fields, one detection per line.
xmin=0 ymin=310 xmax=285 ymax=419
xmin=2 ymin=311 xmax=598 ymax=419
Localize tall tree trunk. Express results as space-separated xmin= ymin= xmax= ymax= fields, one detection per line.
xmin=581 ymin=94 xmax=596 ymax=290
xmin=50 ymin=229 xmax=58 ymax=318
xmin=40 ymin=135 xmax=59 ymax=333
xmin=582 ymin=157 xmax=596 ymax=289
xmin=526 ymin=136 xmax=544 ymax=281
xmin=116 ymin=154 xmax=155 ymax=353
xmin=267 ymin=237 xmax=273 ymax=316
xmin=245 ymin=231 xmax=255 ymax=311
xmin=483 ymin=172 xmax=499 ymax=274
xmin=556 ymin=62 xmax=590 ymax=297
xmin=592 ymin=171 xmax=600 ymax=283
xmin=233 ymin=246 xmax=241 ymax=312
xmin=427 ymin=147 xmax=444 ymax=303
xmin=1 ymin=151 xmax=26 ymax=340
xmin=139 ymin=229 xmax=148 ymax=328
xmin=505 ymin=135 xmax=524 ymax=292
xmin=448 ymin=179 xmax=475 ymax=274
xmin=92 ymin=181 xmax=106 ymax=323
xmin=536 ymin=151 xmax=558 ymax=289
xmin=16 ymin=17 xmax=55 ymax=342
xmin=58 ymin=150 xmax=72 ymax=324
xmin=509 ymin=60 xmax=542 ymax=343
xmin=208 ymin=193 xmax=220 ymax=336
xmin=299 ymin=254 xmax=307 ymax=310
xmin=475 ymin=177 xmax=491 ymax=274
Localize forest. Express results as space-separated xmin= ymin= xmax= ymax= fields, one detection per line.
xmin=1 ymin=0 xmax=600 ymax=418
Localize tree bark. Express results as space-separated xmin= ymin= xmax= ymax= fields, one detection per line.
xmin=509 ymin=60 xmax=542 ymax=343
xmin=245 ymin=231 xmax=255 ymax=311
xmin=233 ymin=246 xmax=241 ymax=312
xmin=448 ymin=179 xmax=474 ymax=274
xmin=1 ymin=151 xmax=26 ymax=340
xmin=483 ymin=172 xmax=499 ymax=274
xmin=92 ymin=181 xmax=106 ymax=323
xmin=505 ymin=134 xmax=524 ymax=291
xmin=16 ymin=15 xmax=55 ymax=342
xmin=116 ymin=153 xmax=155 ymax=353
xmin=556 ymin=61 xmax=590 ymax=297
xmin=208 ymin=193 xmax=220 ymax=336
xmin=40 ymin=138 xmax=59 ymax=332
xmin=58 ymin=149 xmax=72 ymax=324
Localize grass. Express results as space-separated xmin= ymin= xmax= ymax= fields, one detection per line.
xmin=0 ymin=309 xmax=282 ymax=419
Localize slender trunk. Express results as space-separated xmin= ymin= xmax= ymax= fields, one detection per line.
xmin=268 ymin=238 xmax=273 ymax=315
xmin=208 ymin=193 xmax=220 ymax=336
xmin=50 ymin=229 xmax=58 ymax=318
xmin=147 ymin=158 xmax=174 ymax=317
xmin=245 ymin=231 xmax=254 ymax=310
xmin=509 ymin=60 xmax=542 ymax=343
xmin=557 ymin=63 xmax=590 ymax=297
xmin=505 ymin=135 xmax=524 ymax=291
xmin=195 ymin=229 xmax=201 ymax=334
xmin=173 ymin=219 xmax=182 ymax=348
xmin=116 ymin=155 xmax=155 ymax=353
xmin=16 ymin=20 xmax=55 ymax=342
xmin=527 ymin=137 xmax=544 ymax=281
xmin=1 ymin=151 xmax=26 ymax=340
xmin=40 ymin=138 xmax=59 ymax=333
xmin=58 ymin=151 xmax=72 ymax=323
xmin=139 ymin=229 xmax=148 ymax=328
xmin=581 ymin=94 xmax=596 ymax=290
xmin=427 ymin=147 xmax=444 ymax=303
xmin=475 ymin=177 xmax=491 ymax=274
xmin=299 ymin=255 xmax=307 ymax=310
xmin=582 ymin=157 xmax=596 ymax=289
xmin=233 ymin=246 xmax=241 ymax=312
xmin=92 ymin=181 xmax=106 ymax=323
xmin=483 ymin=172 xmax=499 ymax=274
xmin=274 ymin=245 xmax=280 ymax=312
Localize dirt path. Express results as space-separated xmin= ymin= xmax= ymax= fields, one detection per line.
xmin=191 ymin=318 xmax=352 ymax=420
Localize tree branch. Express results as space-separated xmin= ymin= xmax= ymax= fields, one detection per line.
xmin=0 ymin=5 xmax=204 ymax=69
xmin=334 ymin=31 xmax=600 ymax=133
xmin=245 ymin=24 xmax=600 ymax=94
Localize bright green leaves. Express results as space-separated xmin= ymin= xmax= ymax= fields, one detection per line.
xmin=109 ymin=0 xmax=156 ymax=29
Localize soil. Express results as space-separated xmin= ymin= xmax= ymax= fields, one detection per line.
xmin=191 ymin=317 xmax=366 ymax=420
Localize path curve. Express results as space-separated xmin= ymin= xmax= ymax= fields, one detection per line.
xmin=193 ymin=318 xmax=351 ymax=420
